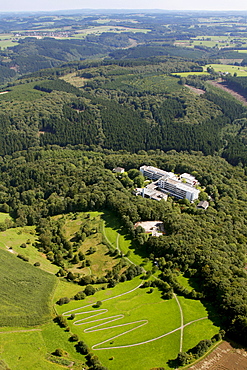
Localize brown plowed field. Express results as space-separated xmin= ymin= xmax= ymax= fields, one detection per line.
xmin=188 ymin=341 xmax=247 ymax=370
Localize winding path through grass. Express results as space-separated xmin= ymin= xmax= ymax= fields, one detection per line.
xmin=63 ymin=283 xmax=207 ymax=351
xmin=70 ymin=220 xmax=208 ymax=352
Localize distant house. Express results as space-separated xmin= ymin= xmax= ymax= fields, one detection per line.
xmin=113 ymin=167 xmax=125 ymax=173
xmin=197 ymin=200 xmax=209 ymax=210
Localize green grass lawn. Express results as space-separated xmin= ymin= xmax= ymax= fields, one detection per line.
xmin=176 ymin=274 xmax=193 ymax=292
xmin=104 ymin=74 xmax=183 ymax=93
xmin=0 ymin=249 xmax=56 ymax=327
xmin=0 ymin=323 xmax=86 ymax=370
xmin=0 ymin=331 xmax=61 ymax=370
xmin=57 ymin=275 xmax=219 ymax=369
xmin=102 ymin=210 xmax=152 ymax=270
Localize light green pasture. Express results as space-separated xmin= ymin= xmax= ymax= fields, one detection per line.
xmin=59 ymin=277 xmax=219 ymax=369
xmin=0 ymin=226 xmax=58 ymax=274
xmin=204 ymin=63 xmax=247 ymax=76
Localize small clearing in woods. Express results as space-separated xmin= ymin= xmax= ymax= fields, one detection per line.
xmin=188 ymin=341 xmax=247 ymax=370
xmin=186 ymin=85 xmax=205 ymax=95
xmin=208 ymin=80 xmax=247 ymax=105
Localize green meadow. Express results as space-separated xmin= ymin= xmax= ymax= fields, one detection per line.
xmin=0 ymin=211 xmax=220 ymax=369
xmin=204 ymin=63 xmax=247 ymax=76
xmin=59 ymin=276 xmax=219 ymax=369
xmin=0 ymin=224 xmax=58 ymax=274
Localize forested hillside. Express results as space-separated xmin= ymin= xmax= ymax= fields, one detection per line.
xmin=0 ymin=58 xmax=247 ymax=166
xmin=0 ymin=147 xmax=246 ymax=346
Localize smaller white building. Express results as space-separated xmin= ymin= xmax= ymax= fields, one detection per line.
xmin=113 ymin=167 xmax=125 ymax=173
xmin=180 ymin=173 xmax=198 ymax=186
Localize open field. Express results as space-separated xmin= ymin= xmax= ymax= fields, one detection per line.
xmin=172 ymin=71 xmax=209 ymax=77
xmin=0 ymin=249 xmax=56 ymax=327
xmin=104 ymin=74 xmax=183 ymax=93
xmin=0 ymin=82 xmax=45 ymax=102
xmin=102 ymin=210 xmax=152 ymax=269
xmin=60 ymin=72 xmax=87 ymax=88
xmin=204 ymin=63 xmax=247 ymax=76
xmin=0 ymin=225 xmax=58 ymax=274
xmin=0 ymin=322 xmax=87 ymax=370
xmin=58 ymin=276 xmax=219 ymax=370
xmin=70 ymin=26 xmax=150 ymax=38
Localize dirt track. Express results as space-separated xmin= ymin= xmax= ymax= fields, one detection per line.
xmin=207 ymin=80 xmax=247 ymax=106
xmin=188 ymin=341 xmax=247 ymax=370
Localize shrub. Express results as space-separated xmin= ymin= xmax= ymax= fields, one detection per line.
xmin=17 ymin=254 xmax=29 ymax=262
xmin=54 ymin=348 xmax=63 ymax=357
xmin=57 ymin=297 xmax=70 ymax=305
xmin=70 ymin=333 xmax=79 ymax=342
xmin=74 ymin=291 xmax=86 ymax=300
xmin=84 ymin=285 xmax=96 ymax=296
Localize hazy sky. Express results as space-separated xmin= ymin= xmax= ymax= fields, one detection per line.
xmin=1 ymin=0 xmax=247 ymax=12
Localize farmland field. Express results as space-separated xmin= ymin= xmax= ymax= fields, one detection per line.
xmin=204 ymin=64 xmax=247 ymax=76
xmin=0 ymin=249 xmax=56 ymax=327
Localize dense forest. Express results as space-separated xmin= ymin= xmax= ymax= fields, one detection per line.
xmin=0 ymin=58 xmax=247 ymax=166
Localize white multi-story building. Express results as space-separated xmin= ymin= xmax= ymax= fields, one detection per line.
xmin=140 ymin=165 xmax=176 ymax=181
xmin=158 ymin=177 xmax=200 ymax=202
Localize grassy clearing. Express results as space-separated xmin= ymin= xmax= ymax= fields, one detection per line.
xmin=0 ymin=249 xmax=56 ymax=327
xmin=176 ymin=275 xmax=193 ymax=292
xmin=0 ymin=212 xmax=12 ymax=223
xmin=52 ymin=279 xmax=87 ymax=304
xmin=182 ymin=320 xmax=219 ymax=353
xmin=0 ymin=82 xmax=45 ymax=102
xmin=0 ymin=331 xmax=60 ymax=370
xmin=59 ymin=211 xmax=119 ymax=277
xmin=204 ymin=63 xmax=247 ymax=76
xmin=102 ymin=210 xmax=152 ymax=270
xmin=235 ymin=49 xmax=247 ymax=53
xmin=60 ymin=72 xmax=86 ymax=88
xmin=0 ymin=226 xmax=58 ymax=274
xmin=104 ymin=74 xmax=183 ymax=93
xmin=172 ymin=71 xmax=209 ymax=77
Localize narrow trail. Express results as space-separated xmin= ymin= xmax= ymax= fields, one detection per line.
xmin=174 ymin=294 xmax=184 ymax=352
